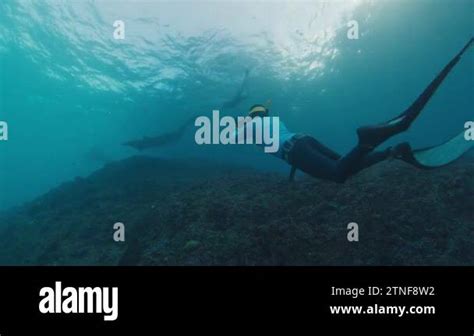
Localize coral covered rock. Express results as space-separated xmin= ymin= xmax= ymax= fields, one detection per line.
xmin=0 ymin=155 xmax=472 ymax=266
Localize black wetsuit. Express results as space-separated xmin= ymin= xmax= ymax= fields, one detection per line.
xmin=285 ymin=37 xmax=473 ymax=183
xmin=286 ymin=135 xmax=390 ymax=183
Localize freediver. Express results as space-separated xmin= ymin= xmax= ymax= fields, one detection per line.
xmin=125 ymin=37 xmax=472 ymax=182
xmin=124 ymin=68 xmax=250 ymax=150
xmin=241 ymin=38 xmax=473 ymax=182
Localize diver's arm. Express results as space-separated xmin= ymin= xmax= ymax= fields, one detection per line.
xmin=233 ymin=118 xmax=246 ymax=141
xmin=220 ymin=68 xmax=250 ymax=111
xmin=237 ymin=68 xmax=250 ymax=94
xmin=233 ymin=68 xmax=250 ymax=100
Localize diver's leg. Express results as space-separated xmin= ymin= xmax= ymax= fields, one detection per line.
xmin=333 ymin=145 xmax=392 ymax=181
xmin=357 ymin=37 xmax=473 ymax=149
xmin=306 ymin=136 xmax=390 ymax=177
xmin=346 ymin=147 xmax=392 ymax=176
xmin=306 ymin=137 xmax=342 ymax=160
xmin=289 ymin=137 xmax=343 ymax=182
xmin=290 ymin=137 xmax=389 ymax=183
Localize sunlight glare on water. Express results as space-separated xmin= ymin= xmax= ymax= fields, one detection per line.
xmin=2 ymin=1 xmax=371 ymax=95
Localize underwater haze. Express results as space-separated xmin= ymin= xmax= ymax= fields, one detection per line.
xmin=0 ymin=1 xmax=473 ymax=266
xmin=0 ymin=1 xmax=473 ymax=210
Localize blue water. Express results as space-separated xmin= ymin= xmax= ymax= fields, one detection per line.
xmin=0 ymin=0 xmax=472 ymax=210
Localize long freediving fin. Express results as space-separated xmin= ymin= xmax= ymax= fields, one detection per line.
xmin=388 ymin=37 xmax=473 ymax=127
xmin=358 ymin=37 xmax=473 ymax=149
xmin=394 ymin=131 xmax=473 ymax=169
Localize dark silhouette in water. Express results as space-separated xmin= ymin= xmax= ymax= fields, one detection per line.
xmin=124 ymin=38 xmax=473 ymax=183
xmin=123 ymin=121 xmax=191 ymax=150
xmin=124 ymin=68 xmax=250 ymax=150
xmin=220 ymin=68 xmax=250 ymax=110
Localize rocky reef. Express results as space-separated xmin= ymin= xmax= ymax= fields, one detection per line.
xmin=0 ymin=155 xmax=472 ymax=265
